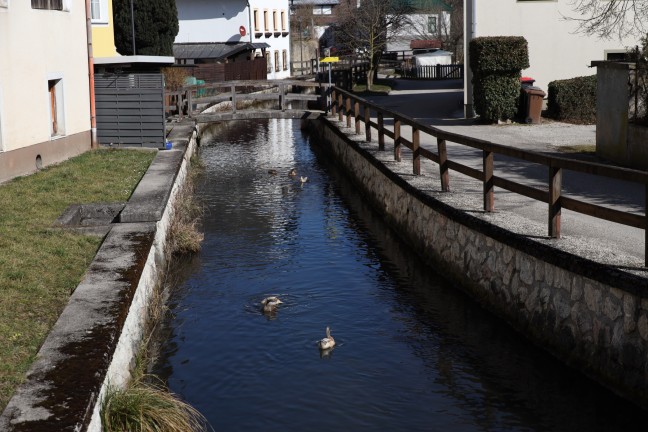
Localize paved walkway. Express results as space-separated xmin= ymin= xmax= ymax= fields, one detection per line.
xmin=359 ymin=78 xmax=646 ymax=273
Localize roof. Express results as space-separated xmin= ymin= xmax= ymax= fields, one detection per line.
xmin=94 ymin=55 xmax=175 ymax=66
xmin=173 ymin=42 xmax=271 ymax=60
xmin=290 ymin=0 xmax=340 ymax=5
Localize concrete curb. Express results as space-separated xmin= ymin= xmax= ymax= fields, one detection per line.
xmin=0 ymin=119 xmax=198 ymax=431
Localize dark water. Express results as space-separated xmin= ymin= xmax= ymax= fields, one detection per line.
xmin=154 ymin=119 xmax=648 ymax=431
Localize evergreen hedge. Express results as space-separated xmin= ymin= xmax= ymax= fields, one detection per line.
xmin=546 ymin=75 xmax=597 ymax=124
xmin=470 ymin=36 xmax=529 ymax=123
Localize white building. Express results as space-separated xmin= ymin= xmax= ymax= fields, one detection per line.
xmin=0 ymin=0 xmax=92 ymax=183
xmin=175 ymin=0 xmax=292 ymax=79
xmin=463 ymin=0 xmax=638 ymax=116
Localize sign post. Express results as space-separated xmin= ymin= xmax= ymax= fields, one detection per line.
xmin=319 ymin=56 xmax=339 ymax=113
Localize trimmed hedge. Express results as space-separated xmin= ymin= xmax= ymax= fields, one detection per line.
xmin=470 ymin=36 xmax=529 ymax=123
xmin=546 ymin=75 xmax=597 ymax=124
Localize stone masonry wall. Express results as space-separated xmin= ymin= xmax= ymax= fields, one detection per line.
xmin=309 ymin=117 xmax=648 ymax=408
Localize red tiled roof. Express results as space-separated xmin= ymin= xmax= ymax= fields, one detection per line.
xmin=410 ymin=40 xmax=442 ymax=49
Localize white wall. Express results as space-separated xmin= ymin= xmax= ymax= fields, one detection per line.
xmin=176 ymin=0 xmax=292 ymax=79
xmin=465 ymin=0 xmax=638 ymax=93
xmin=0 ymin=0 xmax=90 ymax=152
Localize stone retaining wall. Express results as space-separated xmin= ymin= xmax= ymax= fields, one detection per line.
xmin=308 ymin=117 xmax=648 ymax=408
xmin=0 ymin=124 xmax=199 ymax=431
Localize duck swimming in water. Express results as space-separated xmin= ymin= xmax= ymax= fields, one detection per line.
xmin=268 ymin=169 xmax=278 ymax=175
xmin=300 ymin=176 xmax=308 ymax=184
xmin=288 ymin=168 xmax=297 ymax=177
xmin=318 ymin=326 xmax=335 ymax=350
xmin=261 ymin=296 xmax=283 ymax=312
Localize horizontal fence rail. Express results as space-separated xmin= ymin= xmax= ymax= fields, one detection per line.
xmin=329 ymin=86 xmax=648 ymax=266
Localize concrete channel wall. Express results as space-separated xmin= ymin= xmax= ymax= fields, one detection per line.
xmin=307 ymin=117 xmax=648 ymax=409
xmin=0 ymin=122 xmax=198 ymax=431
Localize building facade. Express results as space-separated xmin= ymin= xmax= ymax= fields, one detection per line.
xmin=463 ymin=0 xmax=638 ymax=116
xmin=0 ymin=0 xmax=92 ymax=183
xmin=176 ymin=0 xmax=291 ymax=79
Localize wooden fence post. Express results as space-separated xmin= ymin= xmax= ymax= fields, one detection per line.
xmin=413 ymin=128 xmax=420 ymax=175
xmin=549 ymin=165 xmax=562 ymax=238
xmin=231 ymin=84 xmax=237 ymax=113
xmin=346 ymin=97 xmax=352 ymax=128
xmin=646 ymin=183 xmax=648 ymax=267
xmin=483 ymin=150 xmax=494 ymax=212
xmin=331 ymin=88 xmax=337 ymax=117
xmin=378 ymin=112 xmax=385 ymax=151
xmin=354 ymin=101 xmax=361 ymax=134
xmin=394 ymin=118 xmax=401 ymax=162
xmin=280 ymin=82 xmax=285 ymax=111
xmin=338 ymin=93 xmax=344 ymax=122
xmin=187 ymin=89 xmax=193 ymax=118
xmin=437 ymin=138 xmax=449 ymax=191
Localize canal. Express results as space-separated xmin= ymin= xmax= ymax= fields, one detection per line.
xmin=154 ymin=119 xmax=648 ymax=431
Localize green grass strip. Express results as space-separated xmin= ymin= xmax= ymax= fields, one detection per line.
xmin=0 ymin=148 xmax=156 ymax=410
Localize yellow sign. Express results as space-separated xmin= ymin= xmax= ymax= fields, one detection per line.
xmin=320 ymin=56 xmax=340 ymax=63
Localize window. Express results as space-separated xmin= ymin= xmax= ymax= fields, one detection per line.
xmin=282 ymin=50 xmax=288 ymax=71
xmin=605 ymin=50 xmax=629 ymax=61
xmin=313 ymin=5 xmax=332 ymax=15
xmin=427 ymin=16 xmax=437 ymax=35
xmin=264 ymin=9 xmax=269 ymax=32
xmin=32 ymin=0 xmax=62 ymax=10
xmin=274 ymin=51 xmax=280 ymax=72
xmin=254 ymin=9 xmax=259 ymax=31
xmin=273 ymin=10 xmax=278 ymax=31
xmin=266 ymin=52 xmax=271 ymax=73
xmin=281 ymin=10 xmax=286 ymax=31
xmin=0 ymin=0 xmax=8 ymax=8
xmin=48 ymin=79 xmax=65 ymax=137
xmin=91 ymin=0 xmax=108 ymax=23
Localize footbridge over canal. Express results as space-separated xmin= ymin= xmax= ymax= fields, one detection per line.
xmin=176 ymin=81 xmax=648 ymax=409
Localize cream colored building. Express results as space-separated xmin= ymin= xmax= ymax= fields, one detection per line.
xmin=0 ymin=0 xmax=91 ymax=183
xmin=463 ymin=0 xmax=638 ymax=116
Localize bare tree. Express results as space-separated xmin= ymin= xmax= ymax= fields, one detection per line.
xmin=290 ymin=4 xmax=319 ymax=72
xmin=406 ymin=0 xmax=463 ymax=60
xmin=565 ymin=0 xmax=648 ymax=40
xmin=335 ymin=0 xmax=413 ymax=89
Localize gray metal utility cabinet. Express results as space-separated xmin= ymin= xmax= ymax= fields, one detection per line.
xmin=95 ymin=73 xmax=166 ymax=149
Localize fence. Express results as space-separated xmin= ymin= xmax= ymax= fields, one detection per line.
xmin=165 ymin=79 xmax=325 ymax=117
xmin=329 ymin=86 xmax=648 ymax=266
xmin=401 ymin=64 xmax=464 ymax=80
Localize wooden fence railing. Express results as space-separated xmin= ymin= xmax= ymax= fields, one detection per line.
xmin=329 ymin=86 xmax=648 ymax=266
xmin=165 ymin=79 xmax=326 ymax=117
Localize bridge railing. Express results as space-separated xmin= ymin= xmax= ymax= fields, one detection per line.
xmin=330 ymin=86 xmax=648 ymax=266
xmin=165 ymin=80 xmax=326 ymax=118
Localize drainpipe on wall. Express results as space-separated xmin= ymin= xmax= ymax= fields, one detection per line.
xmin=85 ymin=0 xmax=98 ymax=149
xmin=464 ymin=0 xmax=476 ymax=118
xmin=247 ymin=1 xmax=253 ymax=44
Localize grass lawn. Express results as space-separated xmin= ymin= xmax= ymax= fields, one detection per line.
xmin=0 ymin=148 xmax=156 ymax=410
xmin=352 ymin=78 xmax=395 ymax=94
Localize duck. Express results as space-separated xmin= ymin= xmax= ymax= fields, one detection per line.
xmin=268 ymin=169 xmax=278 ymax=175
xmin=288 ymin=168 xmax=297 ymax=177
xmin=318 ymin=326 xmax=336 ymax=350
xmin=300 ymin=176 xmax=308 ymax=184
xmin=261 ymin=296 xmax=283 ymax=312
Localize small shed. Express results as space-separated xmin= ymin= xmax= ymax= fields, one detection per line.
xmin=413 ymin=50 xmax=452 ymax=67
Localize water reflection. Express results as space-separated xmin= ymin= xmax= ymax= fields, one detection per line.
xmin=154 ymin=119 xmax=648 ymax=432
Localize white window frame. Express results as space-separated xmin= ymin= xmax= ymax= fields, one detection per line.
xmin=91 ymin=0 xmax=108 ymax=23
xmin=427 ymin=15 xmax=438 ymax=35
xmin=0 ymin=0 xmax=9 ymax=9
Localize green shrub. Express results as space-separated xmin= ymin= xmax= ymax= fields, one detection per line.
xmin=473 ymin=74 xmax=521 ymax=123
xmin=470 ymin=36 xmax=529 ymax=123
xmin=547 ymin=75 xmax=597 ymax=124
xmin=469 ymin=36 xmax=529 ymax=73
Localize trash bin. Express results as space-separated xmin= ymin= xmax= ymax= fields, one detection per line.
xmin=520 ymin=85 xmax=546 ymax=124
